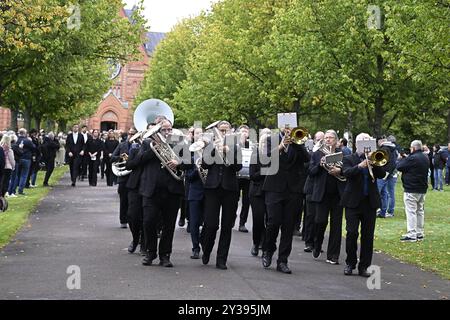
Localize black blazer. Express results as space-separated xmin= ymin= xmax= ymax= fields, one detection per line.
xmin=138 ymin=139 xmax=185 ymax=198
xmin=201 ymin=138 xmax=242 ymax=191
xmin=249 ymin=148 xmax=264 ymax=197
xmin=262 ymin=134 xmax=310 ymax=194
xmin=65 ymin=133 xmax=85 ymax=158
xmin=341 ymin=153 xmax=386 ymax=209
xmin=185 ymin=153 xmax=204 ymax=201
xmin=125 ymin=146 xmax=144 ymax=191
xmin=309 ymin=149 xmax=345 ymax=203
xmin=41 ymin=137 xmax=60 ymax=162
xmin=86 ymin=138 xmax=103 ymax=161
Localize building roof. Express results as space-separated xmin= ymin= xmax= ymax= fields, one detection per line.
xmin=124 ymin=7 xmax=166 ymax=56
xmin=145 ymin=32 xmax=166 ymax=56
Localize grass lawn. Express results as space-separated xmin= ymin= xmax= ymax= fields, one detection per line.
xmin=0 ymin=165 xmax=68 ymax=248
xmin=372 ymin=181 xmax=450 ymax=280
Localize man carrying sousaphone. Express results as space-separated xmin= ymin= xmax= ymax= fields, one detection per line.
xmin=139 ymin=119 xmax=187 ymax=267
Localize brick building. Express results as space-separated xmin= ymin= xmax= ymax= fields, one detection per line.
xmin=0 ymin=7 xmax=165 ymax=132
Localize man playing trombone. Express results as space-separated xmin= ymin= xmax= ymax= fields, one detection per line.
xmin=341 ymin=133 xmax=386 ymax=277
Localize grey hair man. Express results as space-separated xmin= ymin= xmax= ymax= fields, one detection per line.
xmin=396 ymin=140 xmax=429 ymax=242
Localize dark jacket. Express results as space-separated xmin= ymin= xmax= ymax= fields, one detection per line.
xmin=309 ymin=148 xmax=346 ymax=203
xmin=186 ymin=153 xmax=204 ymax=201
xmin=397 ymin=150 xmax=429 ymax=194
xmin=16 ymin=136 xmax=36 ymax=160
xmin=262 ymin=134 xmax=310 ymax=194
xmin=249 ymin=148 xmax=264 ymax=197
xmin=86 ymin=138 xmax=103 ymax=161
xmin=138 ymin=139 xmax=185 ymax=198
xmin=201 ymin=136 xmax=242 ymax=191
xmin=125 ymin=145 xmax=143 ymax=191
xmin=341 ymin=153 xmax=386 ymax=209
xmin=433 ymin=149 xmax=446 ymax=170
xmin=41 ymin=137 xmax=60 ymax=162
xmin=0 ymin=146 xmax=5 ymax=171
xmin=65 ymin=132 xmax=86 ymax=158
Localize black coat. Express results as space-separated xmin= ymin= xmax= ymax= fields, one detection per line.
xmin=262 ymin=134 xmax=310 ymax=194
xmin=41 ymin=137 xmax=60 ymax=162
xmin=86 ymin=138 xmax=103 ymax=161
xmin=185 ymin=153 xmax=204 ymax=201
xmin=309 ymin=148 xmax=345 ymax=203
xmin=341 ymin=153 xmax=386 ymax=209
xmin=249 ymin=148 xmax=264 ymax=197
xmin=201 ymin=138 xmax=242 ymax=191
xmin=138 ymin=139 xmax=185 ymax=198
xmin=125 ymin=146 xmax=143 ymax=191
xmin=65 ymin=133 xmax=86 ymax=157
xmin=397 ymin=150 xmax=429 ymax=194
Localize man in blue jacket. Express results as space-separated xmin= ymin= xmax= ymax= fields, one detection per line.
xmin=15 ymin=128 xmax=36 ymax=195
xmin=397 ymin=140 xmax=429 ymax=242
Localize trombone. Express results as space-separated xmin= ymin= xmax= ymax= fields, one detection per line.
xmin=281 ymin=126 xmax=309 ymax=152
xmin=364 ymin=148 xmax=389 ymax=182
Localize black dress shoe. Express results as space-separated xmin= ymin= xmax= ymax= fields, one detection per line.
xmin=312 ymin=248 xmax=321 ymax=259
xmin=128 ymin=241 xmax=138 ymax=253
xmin=250 ymin=245 xmax=259 ymax=256
xmin=190 ymin=249 xmax=200 ymax=259
xmin=344 ymin=265 xmax=355 ymax=276
xmin=139 ymin=246 xmax=147 ymax=256
xmin=304 ymin=246 xmax=313 ymax=253
xmin=71 ymin=182 xmax=76 ymax=187
xmin=358 ymin=268 xmax=371 ymax=277
xmin=142 ymin=252 xmax=157 ymax=266
xmin=262 ymin=251 xmax=273 ymax=268
xmin=216 ymin=261 xmax=227 ymax=270
xmin=178 ymin=218 xmax=185 ymax=227
xmin=202 ymin=252 xmax=210 ymax=265
xmin=159 ymin=255 xmax=173 ymax=267
xmin=238 ymin=225 xmax=249 ymax=233
xmin=276 ymin=262 xmax=292 ymax=274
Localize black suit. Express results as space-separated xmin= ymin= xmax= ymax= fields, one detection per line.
xmin=41 ymin=137 xmax=60 ymax=185
xmin=200 ymin=139 xmax=242 ymax=265
xmin=342 ymin=153 xmax=385 ymax=271
xmin=65 ymin=132 xmax=86 ymax=185
xmin=309 ymin=149 xmax=346 ymax=261
xmin=87 ymin=138 xmax=103 ymax=186
xmin=138 ymin=139 xmax=185 ymax=259
xmin=261 ymin=134 xmax=310 ymax=264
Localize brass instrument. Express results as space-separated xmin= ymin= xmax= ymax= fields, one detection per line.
xmin=112 ymin=153 xmax=132 ymax=177
xmin=206 ymin=121 xmax=232 ymax=167
xmin=189 ymin=133 xmax=214 ymax=184
xmin=365 ymin=149 xmax=389 ymax=181
xmin=290 ymin=126 xmax=309 ymax=145
xmin=144 ymin=123 xmax=185 ymax=181
xmin=315 ymin=139 xmax=347 ymax=182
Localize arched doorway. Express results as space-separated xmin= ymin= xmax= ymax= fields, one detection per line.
xmin=100 ymin=111 xmax=118 ymax=131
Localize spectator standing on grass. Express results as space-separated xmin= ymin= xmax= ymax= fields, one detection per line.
xmin=1 ymin=135 xmax=15 ymax=197
xmin=432 ymin=144 xmax=445 ymax=191
xmin=14 ymin=128 xmax=36 ymax=195
xmin=397 ymin=140 xmax=429 ymax=242
xmin=41 ymin=132 xmax=60 ymax=187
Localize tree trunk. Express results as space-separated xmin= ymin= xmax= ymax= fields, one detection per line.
xmin=23 ymin=105 xmax=32 ymax=131
xmin=373 ymin=54 xmax=385 ymax=137
xmin=59 ymin=120 xmax=67 ymax=133
xmin=9 ymin=108 xmax=18 ymax=132
xmin=34 ymin=116 xmax=41 ymax=131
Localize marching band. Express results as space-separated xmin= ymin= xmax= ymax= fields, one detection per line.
xmin=109 ymin=99 xmax=387 ymax=277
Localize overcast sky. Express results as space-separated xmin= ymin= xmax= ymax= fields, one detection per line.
xmin=123 ymin=0 xmax=219 ymax=32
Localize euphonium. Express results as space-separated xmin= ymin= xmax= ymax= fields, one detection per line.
xmin=144 ymin=123 xmax=184 ymax=181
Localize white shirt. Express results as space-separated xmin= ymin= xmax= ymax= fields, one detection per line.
xmin=82 ymin=132 xmax=88 ymax=143
xmin=73 ymin=132 xmax=78 ymax=144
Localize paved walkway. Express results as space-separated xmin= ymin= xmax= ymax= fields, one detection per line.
xmin=0 ymin=172 xmax=448 ymax=300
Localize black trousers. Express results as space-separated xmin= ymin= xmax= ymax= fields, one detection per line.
xmin=1 ymin=169 xmax=12 ymax=197
xmin=201 ymin=187 xmax=239 ymax=264
xmin=263 ymin=192 xmax=301 ymax=264
xmin=69 ymin=156 xmax=82 ymax=184
xmin=128 ymin=189 xmax=144 ymax=249
xmin=142 ymin=191 xmax=180 ymax=257
xmin=345 ymin=197 xmax=376 ymax=270
xmin=88 ymin=159 xmax=99 ymax=186
xmin=294 ymin=194 xmax=305 ymax=231
xmin=303 ymin=199 xmax=316 ymax=248
xmin=250 ymin=195 xmax=266 ymax=248
xmin=313 ymin=193 xmax=343 ymax=260
xmin=238 ymin=179 xmax=250 ymax=226
xmin=105 ymin=158 xmax=114 ymax=186
xmin=81 ymin=154 xmax=89 ymax=177
xmin=43 ymin=158 xmax=55 ymax=185
xmin=179 ymin=196 xmax=189 ymax=222
xmin=118 ymin=182 xmax=129 ymax=224
xmin=101 ymin=158 xmax=106 ymax=178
